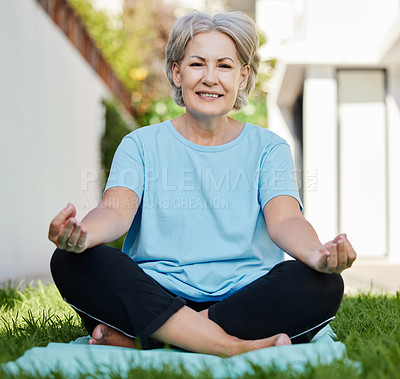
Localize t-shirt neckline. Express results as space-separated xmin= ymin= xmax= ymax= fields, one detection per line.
xmin=166 ymin=120 xmax=249 ymax=152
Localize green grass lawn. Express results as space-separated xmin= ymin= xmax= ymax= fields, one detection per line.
xmin=0 ymin=281 xmax=399 ymax=378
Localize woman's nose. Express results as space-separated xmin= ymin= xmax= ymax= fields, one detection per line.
xmin=202 ymin=66 xmax=218 ymax=86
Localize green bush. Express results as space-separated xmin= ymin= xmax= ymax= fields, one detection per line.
xmin=100 ymin=98 xmax=135 ymax=187
xmin=231 ymin=96 xmax=268 ymax=128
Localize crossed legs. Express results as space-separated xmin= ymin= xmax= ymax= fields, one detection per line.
xmin=50 ymin=245 xmax=343 ymax=356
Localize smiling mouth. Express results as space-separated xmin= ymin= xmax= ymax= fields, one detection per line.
xmin=196 ymin=91 xmax=223 ymax=99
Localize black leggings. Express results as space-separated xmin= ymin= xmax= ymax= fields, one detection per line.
xmin=50 ymin=245 xmax=344 ymax=349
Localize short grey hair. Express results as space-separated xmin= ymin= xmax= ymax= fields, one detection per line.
xmin=165 ymin=11 xmax=260 ymax=111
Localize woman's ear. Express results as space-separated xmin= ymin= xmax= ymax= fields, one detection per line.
xmin=240 ymin=64 xmax=251 ymax=90
xmin=171 ymin=62 xmax=181 ymax=88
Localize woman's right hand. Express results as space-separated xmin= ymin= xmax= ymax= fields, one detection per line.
xmin=48 ymin=203 xmax=88 ymax=253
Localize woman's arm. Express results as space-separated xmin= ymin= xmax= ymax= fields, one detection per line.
xmin=263 ymin=195 xmax=356 ymax=273
xmin=48 ymin=187 xmax=140 ymax=253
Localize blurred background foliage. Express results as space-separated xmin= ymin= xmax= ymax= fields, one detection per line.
xmin=68 ymin=0 xmax=178 ymax=126
xmin=68 ymin=0 xmax=274 ymax=249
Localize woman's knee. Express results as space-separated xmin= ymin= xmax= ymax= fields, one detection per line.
xmin=281 ymin=260 xmax=344 ymax=309
xmin=325 ymin=272 xmax=344 ymax=307
xmin=301 ymin=261 xmax=344 ymax=312
xmin=50 ymin=248 xmax=69 ymax=278
xmin=50 ymin=245 xmax=101 ymax=284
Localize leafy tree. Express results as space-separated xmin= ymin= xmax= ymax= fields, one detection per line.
xmin=100 ymin=98 xmax=135 ymax=187
xmin=68 ymin=0 xmax=178 ymax=125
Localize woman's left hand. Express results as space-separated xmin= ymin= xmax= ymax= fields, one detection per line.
xmin=307 ymin=234 xmax=357 ymax=274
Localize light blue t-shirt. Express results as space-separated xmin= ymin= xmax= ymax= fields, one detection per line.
xmin=105 ymin=120 xmax=302 ymax=301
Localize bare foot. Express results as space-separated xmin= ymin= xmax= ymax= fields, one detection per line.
xmin=274 ymin=334 xmax=291 ymax=346
xmin=197 ymin=309 xmax=291 ymax=355
xmin=89 ymin=324 xmax=138 ymax=348
xmin=235 ymin=333 xmax=291 ymax=355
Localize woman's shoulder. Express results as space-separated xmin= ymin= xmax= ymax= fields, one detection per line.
xmin=245 ymin=123 xmax=288 ymax=147
xmin=123 ymin=121 xmax=170 ymax=141
xmin=114 ymin=122 xmax=171 ymax=156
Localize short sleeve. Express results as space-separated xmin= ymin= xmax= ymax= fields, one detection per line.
xmin=103 ymin=135 xmax=145 ymax=201
xmin=258 ymin=143 xmax=303 ymax=211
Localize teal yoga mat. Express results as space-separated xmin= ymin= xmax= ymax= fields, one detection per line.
xmin=2 ymin=325 xmax=347 ymax=378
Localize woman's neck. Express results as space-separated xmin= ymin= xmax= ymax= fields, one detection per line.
xmin=171 ymin=113 xmax=244 ymax=146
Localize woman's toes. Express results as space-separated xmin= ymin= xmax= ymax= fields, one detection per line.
xmin=274 ymin=333 xmax=291 ymax=346
xmin=88 ymin=323 xmax=137 ymax=348
xmin=89 ymin=324 xmax=107 ymax=344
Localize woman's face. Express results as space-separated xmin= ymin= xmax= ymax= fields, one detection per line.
xmin=172 ymin=31 xmax=250 ymax=119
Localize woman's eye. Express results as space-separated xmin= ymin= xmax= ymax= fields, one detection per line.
xmin=190 ymin=62 xmax=203 ymax=67
xmin=219 ymin=64 xmax=232 ymax=69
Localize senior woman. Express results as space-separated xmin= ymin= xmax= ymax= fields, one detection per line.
xmin=49 ymin=11 xmax=356 ymax=357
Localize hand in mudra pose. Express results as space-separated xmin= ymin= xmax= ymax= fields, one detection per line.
xmin=308 ymin=234 xmax=356 ymax=274
xmin=49 ymin=203 xmax=88 ymax=253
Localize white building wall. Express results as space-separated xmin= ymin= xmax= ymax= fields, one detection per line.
xmin=302 ymin=67 xmax=338 ymax=243
xmin=0 ymin=0 xmax=110 ymax=282
xmin=257 ymin=0 xmax=399 ymax=64
xmin=266 ymin=64 xmax=297 ymax=149
xmin=387 ymin=66 xmax=400 ymax=262
xmin=337 ymin=70 xmax=387 ymax=258
xmin=257 ymin=0 xmax=400 ymax=261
